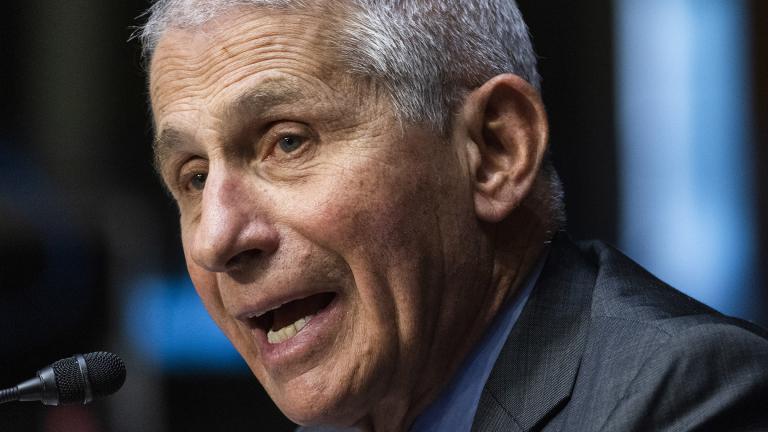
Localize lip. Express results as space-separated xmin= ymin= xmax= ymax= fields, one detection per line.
xmin=234 ymin=285 xmax=336 ymax=321
xmin=237 ymin=292 xmax=345 ymax=369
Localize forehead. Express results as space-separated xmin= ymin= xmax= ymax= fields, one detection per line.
xmin=148 ymin=6 xmax=345 ymax=123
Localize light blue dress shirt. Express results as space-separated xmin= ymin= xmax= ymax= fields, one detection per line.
xmin=409 ymin=251 xmax=548 ymax=432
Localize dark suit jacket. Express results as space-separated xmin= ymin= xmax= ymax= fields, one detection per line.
xmin=300 ymin=236 xmax=768 ymax=431
xmin=472 ymin=236 xmax=768 ymax=431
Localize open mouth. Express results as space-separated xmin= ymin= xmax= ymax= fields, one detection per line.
xmin=249 ymin=292 xmax=336 ymax=344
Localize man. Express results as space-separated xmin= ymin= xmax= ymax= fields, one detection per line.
xmin=139 ymin=0 xmax=768 ymax=430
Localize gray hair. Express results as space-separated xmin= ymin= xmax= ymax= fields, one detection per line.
xmin=139 ymin=0 xmax=540 ymax=130
xmin=138 ymin=0 xmax=565 ymax=230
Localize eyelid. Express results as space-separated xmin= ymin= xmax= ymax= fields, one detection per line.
xmin=175 ymin=157 xmax=209 ymax=195
xmin=261 ymin=122 xmax=315 ymax=159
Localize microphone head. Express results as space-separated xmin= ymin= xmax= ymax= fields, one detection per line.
xmin=50 ymin=352 xmax=126 ymax=404
xmin=83 ymin=352 xmax=126 ymax=398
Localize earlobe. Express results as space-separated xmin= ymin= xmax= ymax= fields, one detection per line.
xmin=461 ymin=74 xmax=549 ymax=223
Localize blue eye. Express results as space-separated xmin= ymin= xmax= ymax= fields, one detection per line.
xmin=277 ymin=135 xmax=304 ymax=153
xmin=189 ymin=173 xmax=207 ymax=191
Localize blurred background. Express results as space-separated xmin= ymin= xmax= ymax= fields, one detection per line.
xmin=0 ymin=0 xmax=765 ymax=430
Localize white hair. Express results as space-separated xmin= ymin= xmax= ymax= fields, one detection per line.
xmin=138 ymin=0 xmax=565 ymax=229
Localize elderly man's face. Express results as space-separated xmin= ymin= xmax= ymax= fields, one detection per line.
xmin=150 ymin=8 xmax=488 ymax=426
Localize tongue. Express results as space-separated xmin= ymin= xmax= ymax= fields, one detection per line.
xmin=271 ymin=293 xmax=334 ymax=331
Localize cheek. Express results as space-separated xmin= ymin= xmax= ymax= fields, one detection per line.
xmin=185 ymin=258 xmax=256 ymax=364
xmin=185 ymin=256 xmax=224 ymax=319
xmin=307 ymin=166 xmax=432 ymax=255
xmin=181 ymin=231 xmax=230 ymax=330
xmin=294 ymin=161 xmax=446 ymax=334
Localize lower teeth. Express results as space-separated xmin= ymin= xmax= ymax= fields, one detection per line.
xmin=267 ymin=315 xmax=312 ymax=344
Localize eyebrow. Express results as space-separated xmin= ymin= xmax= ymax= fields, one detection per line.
xmin=152 ymin=81 xmax=306 ymax=173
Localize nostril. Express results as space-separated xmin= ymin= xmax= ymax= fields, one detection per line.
xmin=226 ymin=249 xmax=262 ymax=270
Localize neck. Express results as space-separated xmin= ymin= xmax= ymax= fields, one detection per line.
xmin=354 ymin=209 xmax=551 ymax=432
xmin=490 ymin=206 xmax=552 ymax=307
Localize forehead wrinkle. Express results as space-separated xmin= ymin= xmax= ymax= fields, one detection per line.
xmin=153 ymin=32 xmax=330 ymax=102
xmin=150 ymin=8 xmax=339 ymax=101
xmin=150 ymin=13 xmax=346 ymax=134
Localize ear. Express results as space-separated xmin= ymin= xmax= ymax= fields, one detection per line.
xmin=459 ymin=74 xmax=549 ymax=223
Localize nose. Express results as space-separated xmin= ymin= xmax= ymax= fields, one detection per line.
xmin=188 ymin=167 xmax=279 ymax=273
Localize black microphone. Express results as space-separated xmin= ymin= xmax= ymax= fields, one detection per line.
xmin=0 ymin=352 xmax=126 ymax=406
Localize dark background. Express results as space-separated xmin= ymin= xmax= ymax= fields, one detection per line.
xmin=0 ymin=1 xmax=765 ymax=431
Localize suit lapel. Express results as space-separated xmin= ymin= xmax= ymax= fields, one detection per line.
xmin=472 ymin=235 xmax=596 ymax=431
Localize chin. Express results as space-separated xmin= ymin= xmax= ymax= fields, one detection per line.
xmin=276 ymin=390 xmax=366 ymax=429
xmin=263 ymin=365 xmax=380 ymax=429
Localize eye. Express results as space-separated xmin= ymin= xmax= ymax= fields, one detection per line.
xmin=277 ymin=135 xmax=305 ymax=154
xmin=189 ymin=172 xmax=207 ymax=191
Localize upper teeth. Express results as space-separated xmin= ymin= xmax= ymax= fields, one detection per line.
xmin=267 ymin=315 xmax=312 ymax=344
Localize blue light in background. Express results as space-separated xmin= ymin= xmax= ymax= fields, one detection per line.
xmin=125 ymin=276 xmax=248 ymax=372
xmin=615 ymin=0 xmax=757 ymax=318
